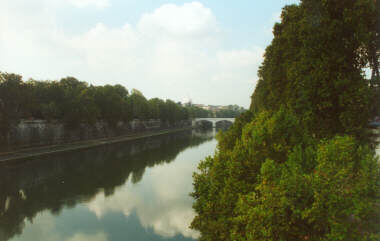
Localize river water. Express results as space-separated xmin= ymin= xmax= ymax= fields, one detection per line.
xmin=0 ymin=129 xmax=217 ymax=241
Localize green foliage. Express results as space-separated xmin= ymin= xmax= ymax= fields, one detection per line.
xmin=0 ymin=72 xmax=26 ymax=144
xmin=192 ymin=0 xmax=380 ymax=240
xmin=251 ymin=0 xmax=376 ymax=139
xmin=217 ymin=110 xmax=253 ymax=152
xmin=193 ymin=110 xmax=380 ymax=240
xmin=0 ymin=73 xmax=196 ymax=135
xmin=128 ymin=91 xmax=149 ymax=120
xmin=186 ymin=106 xmax=212 ymax=118
xmin=93 ymin=85 xmax=128 ymax=126
xmin=191 ymin=108 xmax=312 ymax=241
xmin=230 ymin=136 xmax=379 ymax=240
xmin=307 ymin=136 xmax=379 ymax=240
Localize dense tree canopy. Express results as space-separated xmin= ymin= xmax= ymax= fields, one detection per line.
xmin=191 ymin=0 xmax=380 ymax=240
xmin=0 ymin=73 xmax=26 ymax=144
xmin=0 ymin=73 xmax=245 ymax=144
xmin=0 ymin=74 xmax=216 ymax=145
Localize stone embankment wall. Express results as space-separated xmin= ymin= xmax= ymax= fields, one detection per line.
xmin=5 ymin=119 xmax=191 ymax=149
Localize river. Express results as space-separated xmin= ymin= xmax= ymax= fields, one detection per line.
xmin=0 ymin=129 xmax=217 ymax=241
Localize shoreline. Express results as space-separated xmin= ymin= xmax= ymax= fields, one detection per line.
xmin=0 ymin=126 xmax=193 ymax=165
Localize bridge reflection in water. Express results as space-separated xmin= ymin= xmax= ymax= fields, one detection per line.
xmin=0 ymin=129 xmax=215 ymax=241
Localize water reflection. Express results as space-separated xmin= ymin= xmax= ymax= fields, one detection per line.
xmin=0 ymin=130 xmax=215 ymax=241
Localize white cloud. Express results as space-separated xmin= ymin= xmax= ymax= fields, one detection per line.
xmin=68 ymin=0 xmax=110 ymax=9
xmin=85 ymin=140 xmax=219 ymax=239
xmin=66 ymin=232 xmax=108 ymax=241
xmin=214 ymin=48 xmax=264 ymax=84
xmin=138 ymin=2 xmax=218 ymax=37
xmin=88 ymin=189 xmax=200 ymax=239
xmin=10 ymin=211 xmax=108 ymax=241
xmin=0 ymin=1 xmax=262 ymax=107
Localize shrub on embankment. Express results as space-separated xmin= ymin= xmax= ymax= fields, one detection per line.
xmin=191 ymin=0 xmax=380 ymax=240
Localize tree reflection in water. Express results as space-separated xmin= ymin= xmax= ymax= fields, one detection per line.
xmin=0 ymin=130 xmax=214 ymax=241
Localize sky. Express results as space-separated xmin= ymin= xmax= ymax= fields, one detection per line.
xmin=0 ymin=0 xmax=299 ymax=108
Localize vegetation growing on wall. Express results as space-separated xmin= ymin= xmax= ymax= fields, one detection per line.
xmin=191 ymin=0 xmax=380 ymax=240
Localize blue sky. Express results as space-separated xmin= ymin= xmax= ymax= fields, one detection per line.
xmin=58 ymin=0 xmax=298 ymax=47
xmin=0 ymin=0 xmax=299 ymax=108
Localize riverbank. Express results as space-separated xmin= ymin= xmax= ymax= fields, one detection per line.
xmin=0 ymin=126 xmax=193 ymax=165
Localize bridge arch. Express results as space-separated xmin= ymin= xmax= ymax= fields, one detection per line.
xmin=215 ymin=120 xmax=233 ymax=129
xmin=195 ymin=120 xmax=213 ymax=129
xmin=193 ymin=118 xmax=235 ymax=129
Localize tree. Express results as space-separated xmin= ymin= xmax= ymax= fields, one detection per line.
xmin=148 ymin=98 xmax=163 ymax=119
xmin=77 ymin=88 xmax=99 ymax=125
xmin=128 ymin=91 xmax=150 ymax=120
xmin=191 ymin=0 xmax=380 ymax=240
xmin=0 ymin=72 xmax=26 ymax=146
xmin=251 ymin=0 xmax=376 ymax=138
xmin=0 ymin=72 xmax=192 ymax=139
xmin=93 ymin=85 xmax=126 ymax=126
xmin=59 ymin=77 xmax=88 ymax=128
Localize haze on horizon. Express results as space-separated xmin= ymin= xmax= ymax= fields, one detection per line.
xmin=0 ymin=0 xmax=299 ymax=108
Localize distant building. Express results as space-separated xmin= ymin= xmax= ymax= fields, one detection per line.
xmin=187 ymin=103 xmax=246 ymax=113
xmin=193 ymin=104 xmax=206 ymax=109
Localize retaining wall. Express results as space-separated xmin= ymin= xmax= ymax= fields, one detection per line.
xmin=5 ymin=119 xmax=191 ymax=150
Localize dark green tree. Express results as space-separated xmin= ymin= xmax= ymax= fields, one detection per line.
xmin=128 ymin=89 xmax=150 ymax=120
xmin=0 ymin=73 xmax=26 ymax=146
xmin=191 ymin=0 xmax=380 ymax=240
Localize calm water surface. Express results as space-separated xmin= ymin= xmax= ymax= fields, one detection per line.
xmin=0 ymin=130 xmax=216 ymax=241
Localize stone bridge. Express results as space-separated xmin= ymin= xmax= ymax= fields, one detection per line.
xmin=193 ymin=118 xmax=235 ymax=129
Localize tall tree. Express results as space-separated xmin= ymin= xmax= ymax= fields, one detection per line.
xmin=0 ymin=73 xmax=26 ymax=146
xmin=192 ymin=1 xmax=380 ymax=240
